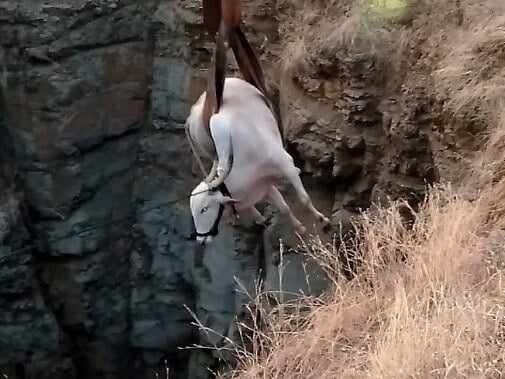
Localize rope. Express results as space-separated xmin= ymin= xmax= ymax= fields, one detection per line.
xmin=185 ymin=120 xmax=210 ymax=179
xmin=0 ymin=188 xmax=210 ymax=260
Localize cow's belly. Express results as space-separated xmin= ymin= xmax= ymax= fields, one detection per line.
xmin=225 ymin=173 xmax=281 ymax=211
xmin=225 ymin=140 xmax=287 ymax=209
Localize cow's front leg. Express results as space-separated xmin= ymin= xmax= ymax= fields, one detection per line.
xmin=207 ymin=117 xmax=232 ymax=189
xmin=206 ymin=164 xmax=230 ymax=190
xmin=268 ymin=187 xmax=306 ymax=235
xmin=204 ymin=159 xmax=219 ymax=183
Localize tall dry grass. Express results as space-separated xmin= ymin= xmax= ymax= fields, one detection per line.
xmin=219 ymin=1 xmax=505 ymax=378
xmin=224 ymin=118 xmax=505 ymax=378
xmin=280 ymin=0 xmax=409 ymax=87
xmin=432 ymin=4 xmax=505 ymax=152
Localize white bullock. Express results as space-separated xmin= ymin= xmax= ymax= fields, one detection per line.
xmin=186 ymin=77 xmax=330 ymax=245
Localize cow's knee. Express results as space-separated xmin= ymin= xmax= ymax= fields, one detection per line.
xmin=299 ymin=192 xmax=310 ymax=206
xmin=284 ymin=163 xmax=299 ymax=179
xmin=274 ymin=199 xmax=290 ymax=215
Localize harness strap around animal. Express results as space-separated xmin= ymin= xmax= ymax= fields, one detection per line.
xmin=201 ymin=0 xmax=261 ymax=219
xmin=201 ymin=0 xmax=280 ymax=135
xmin=197 ymin=0 xmax=280 ymax=222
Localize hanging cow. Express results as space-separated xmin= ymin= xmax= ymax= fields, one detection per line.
xmin=186 ymin=77 xmax=330 ymax=245
xmin=185 ymin=1 xmax=330 ymax=244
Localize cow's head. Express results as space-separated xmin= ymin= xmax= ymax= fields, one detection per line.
xmin=190 ymin=181 xmax=239 ymax=245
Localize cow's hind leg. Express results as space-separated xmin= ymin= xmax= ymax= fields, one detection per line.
xmin=268 ymin=187 xmax=306 ymax=235
xmin=249 ymin=206 xmax=267 ymax=225
xmin=206 ymin=116 xmax=232 ymax=189
xmin=281 ymin=158 xmax=330 ymax=228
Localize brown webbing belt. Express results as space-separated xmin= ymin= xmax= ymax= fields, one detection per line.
xmin=201 ymin=0 xmax=282 ymax=141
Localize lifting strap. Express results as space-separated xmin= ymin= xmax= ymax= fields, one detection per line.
xmin=200 ymin=0 xmax=282 ymax=142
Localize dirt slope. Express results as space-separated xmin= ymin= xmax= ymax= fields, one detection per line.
xmin=225 ymin=0 xmax=505 ymax=377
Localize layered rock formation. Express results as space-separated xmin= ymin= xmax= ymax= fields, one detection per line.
xmin=0 ymin=1 xmax=437 ymax=378
xmin=0 ymin=1 xmax=327 ymax=378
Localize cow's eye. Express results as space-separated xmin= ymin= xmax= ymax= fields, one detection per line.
xmin=201 ymin=207 xmax=208 ymax=214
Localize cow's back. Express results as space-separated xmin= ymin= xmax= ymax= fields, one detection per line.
xmin=219 ymin=78 xmax=283 ymax=162
xmin=221 ymin=78 xmax=281 ymax=141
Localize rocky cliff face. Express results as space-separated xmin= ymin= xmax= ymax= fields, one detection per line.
xmin=0 ymin=1 xmax=326 ymax=378
xmin=0 ymin=1 xmax=437 ymax=378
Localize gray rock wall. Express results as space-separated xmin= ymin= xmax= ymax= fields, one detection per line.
xmin=1 ymin=1 xmax=157 ymax=377
xmin=0 ymin=1 xmax=329 ymax=378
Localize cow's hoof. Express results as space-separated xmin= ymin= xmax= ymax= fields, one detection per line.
xmin=205 ymin=183 xmax=217 ymax=191
xmin=296 ymin=224 xmax=307 ymax=236
xmin=203 ymin=177 xmax=220 ymax=191
xmin=322 ymin=223 xmax=333 ymax=234
xmin=317 ymin=215 xmax=330 ymax=224
xmin=255 ymin=216 xmax=267 ymax=226
xmin=316 ymin=215 xmax=332 ymax=234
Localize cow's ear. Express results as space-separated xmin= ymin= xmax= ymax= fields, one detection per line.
xmin=217 ymin=194 xmax=241 ymax=205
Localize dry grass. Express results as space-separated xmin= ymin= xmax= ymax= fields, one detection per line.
xmin=217 ymin=1 xmax=505 ymax=378
xmin=224 ymin=117 xmax=505 ymax=378
xmin=280 ymin=0 xmax=408 ymax=86
xmin=281 ymin=0 xmax=505 ymax=113
xmin=433 ymin=5 xmax=505 ymax=127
